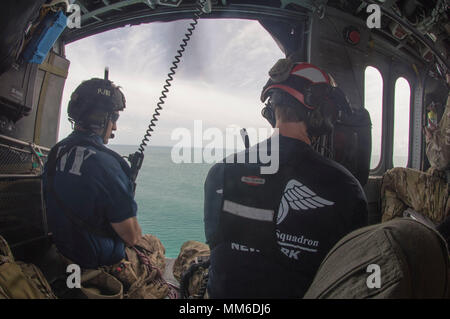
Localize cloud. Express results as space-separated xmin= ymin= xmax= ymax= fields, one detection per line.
xmin=58 ymin=18 xmax=283 ymax=147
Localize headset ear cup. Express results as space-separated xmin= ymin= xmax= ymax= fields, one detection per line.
xmin=308 ymin=109 xmax=323 ymax=133
xmin=262 ymin=105 xmax=276 ymax=128
xmin=304 ymin=86 xmax=314 ymax=107
xmin=307 ymin=106 xmax=334 ymax=136
xmin=305 ymin=83 xmax=332 ymax=108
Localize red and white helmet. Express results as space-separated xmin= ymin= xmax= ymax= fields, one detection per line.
xmin=261 ymin=60 xmax=352 ymax=134
xmin=261 ymin=61 xmax=332 ymax=109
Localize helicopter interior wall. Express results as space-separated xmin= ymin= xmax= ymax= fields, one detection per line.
xmin=308 ymin=11 xmax=366 ymax=109
xmin=305 ymin=8 xmax=434 ymax=225
xmin=307 ymin=10 xmax=376 ymax=223
xmin=0 ymin=38 xmax=68 ymax=264
xmin=0 ymin=0 xmax=47 ymax=75
xmin=0 ymin=176 xmax=49 ymax=262
xmin=0 ymin=49 xmax=69 ymax=148
xmin=12 ymin=50 xmax=70 ymax=148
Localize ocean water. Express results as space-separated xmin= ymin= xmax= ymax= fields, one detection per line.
xmin=109 ymin=145 xmax=213 ymax=258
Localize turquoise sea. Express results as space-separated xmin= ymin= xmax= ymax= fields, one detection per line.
xmin=109 ymin=145 xmax=213 ymax=258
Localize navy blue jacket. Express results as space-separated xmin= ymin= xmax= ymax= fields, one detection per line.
xmin=43 ymin=131 xmax=137 ymax=268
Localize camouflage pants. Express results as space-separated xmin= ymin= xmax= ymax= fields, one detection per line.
xmin=381 ymin=167 xmax=450 ymax=223
xmin=173 ymin=240 xmax=210 ymax=299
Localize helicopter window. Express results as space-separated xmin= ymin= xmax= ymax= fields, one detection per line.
xmin=58 ymin=19 xmax=281 ymax=144
xmin=393 ymin=77 xmax=411 ymax=168
xmin=57 ymin=19 xmax=282 ymax=258
xmin=364 ymin=66 xmax=383 ymax=170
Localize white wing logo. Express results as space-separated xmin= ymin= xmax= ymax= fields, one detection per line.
xmin=276 ymin=179 xmax=334 ymax=225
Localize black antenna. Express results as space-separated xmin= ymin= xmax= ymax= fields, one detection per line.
xmin=104 ymin=67 xmax=109 ymax=80
xmin=240 ymin=128 xmax=250 ymax=150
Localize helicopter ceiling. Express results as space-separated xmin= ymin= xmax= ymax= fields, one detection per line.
xmin=60 ymin=0 xmax=448 ymax=71
xmin=61 ymin=0 xmax=310 ymax=45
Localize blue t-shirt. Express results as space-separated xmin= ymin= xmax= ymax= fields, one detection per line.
xmin=43 ymin=131 xmax=137 ymax=268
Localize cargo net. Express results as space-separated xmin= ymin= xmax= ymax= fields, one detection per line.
xmin=0 ymin=136 xmax=48 ymax=175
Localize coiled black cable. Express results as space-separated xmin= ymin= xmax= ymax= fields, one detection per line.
xmin=137 ymin=0 xmax=208 ymax=154
xmin=126 ymin=1 xmax=209 ymax=187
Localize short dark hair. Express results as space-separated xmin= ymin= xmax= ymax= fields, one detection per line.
xmin=269 ymin=89 xmax=310 ymax=123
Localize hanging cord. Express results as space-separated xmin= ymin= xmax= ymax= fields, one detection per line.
xmin=127 ymin=0 xmax=210 ymax=187
xmin=138 ymin=0 xmax=209 ymax=153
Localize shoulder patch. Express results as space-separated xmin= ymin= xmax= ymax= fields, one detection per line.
xmin=241 ymin=176 xmax=266 ymax=186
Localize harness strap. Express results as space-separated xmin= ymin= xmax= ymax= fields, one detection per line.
xmin=445 ymin=170 xmax=450 ymax=187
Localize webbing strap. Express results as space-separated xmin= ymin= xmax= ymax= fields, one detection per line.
xmin=445 ymin=170 xmax=450 ymax=187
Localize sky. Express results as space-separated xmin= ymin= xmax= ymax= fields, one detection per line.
xmin=58 ymin=18 xmax=412 ymax=166
xmin=58 ymin=19 xmax=282 ymax=148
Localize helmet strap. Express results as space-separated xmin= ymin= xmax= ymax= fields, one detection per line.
xmin=99 ymin=113 xmax=112 ymax=143
xmin=69 ymin=118 xmax=75 ymax=130
xmin=72 ymin=113 xmax=111 ymax=144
